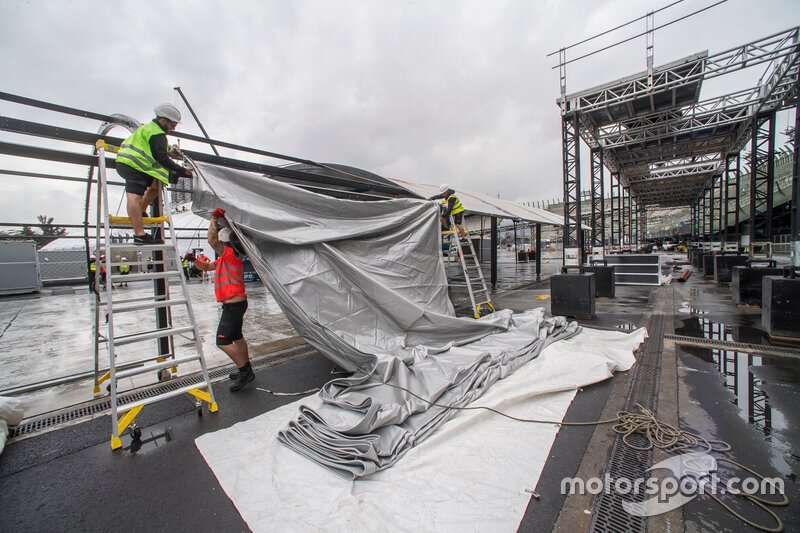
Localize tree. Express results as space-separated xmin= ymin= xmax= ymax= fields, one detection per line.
xmin=37 ymin=215 xmax=67 ymax=237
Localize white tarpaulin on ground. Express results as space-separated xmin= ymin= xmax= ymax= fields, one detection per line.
xmin=190 ymin=162 xmax=641 ymax=483
xmin=196 ymin=326 xmax=646 ymax=532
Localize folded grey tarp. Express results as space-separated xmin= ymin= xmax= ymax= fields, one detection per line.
xmin=191 ymin=162 xmax=578 ymax=478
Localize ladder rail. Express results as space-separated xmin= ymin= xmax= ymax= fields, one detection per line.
xmin=93 ymin=140 xmax=218 ymax=450
xmin=96 ymin=142 xmax=122 ymax=438
xmin=445 ymin=214 xmax=494 ymax=318
xmin=162 ymin=190 xmax=217 ymax=408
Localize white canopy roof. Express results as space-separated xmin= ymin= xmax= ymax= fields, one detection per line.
xmin=388 ymin=178 xmax=577 ymax=227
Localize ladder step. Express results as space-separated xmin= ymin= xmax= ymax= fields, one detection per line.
xmin=109 ymin=215 xmax=169 ymax=225
xmin=112 ymin=298 xmax=189 ymax=313
xmin=108 ymin=325 xmax=196 ymax=346
xmin=109 ymin=271 xmax=182 ymax=283
xmin=114 ymin=355 xmax=201 ymax=380
xmin=109 ymin=243 xmax=174 ymax=252
xmin=117 ymin=384 xmax=210 ymax=415
xmin=99 ymin=295 xmax=170 ymax=307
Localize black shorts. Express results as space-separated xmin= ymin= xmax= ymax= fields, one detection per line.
xmin=117 ymin=163 xmax=155 ymax=196
xmin=452 ymin=212 xmax=463 ymax=224
xmin=216 ymin=299 xmax=248 ymax=346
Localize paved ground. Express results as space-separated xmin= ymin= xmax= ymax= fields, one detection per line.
xmin=1 ymin=252 xmax=798 ymax=532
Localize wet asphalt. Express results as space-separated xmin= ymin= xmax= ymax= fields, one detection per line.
xmin=0 ymin=252 xmax=798 ymax=532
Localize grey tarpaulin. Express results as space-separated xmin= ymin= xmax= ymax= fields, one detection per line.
xmin=191 ymin=162 xmax=579 ymax=478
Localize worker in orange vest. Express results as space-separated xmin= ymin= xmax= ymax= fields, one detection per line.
xmin=184 ymin=208 xmax=253 ymax=391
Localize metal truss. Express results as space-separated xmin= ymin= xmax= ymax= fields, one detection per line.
xmin=559 ymin=28 xmax=799 ymax=211
xmin=610 ymin=173 xmax=621 ymax=247
xmin=590 ymin=148 xmax=605 ymax=248
xmin=723 ymin=153 xmax=741 ymax=244
xmin=561 ymin=114 xmax=582 ymax=257
xmin=561 ymin=28 xmax=798 ymax=115
xmin=749 ymin=112 xmax=776 ymax=243
xmin=690 ymin=202 xmax=698 ymax=241
xmin=596 ymin=88 xmax=756 ymax=149
xmin=626 ymin=158 xmax=721 ymax=182
xmin=624 ymin=187 xmax=632 ymax=246
xmin=748 ymin=356 xmax=772 ymax=433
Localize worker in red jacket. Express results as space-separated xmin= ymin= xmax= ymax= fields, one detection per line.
xmin=184 ymin=208 xmax=253 ymax=391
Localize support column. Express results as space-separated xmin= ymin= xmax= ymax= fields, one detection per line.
xmin=535 ymin=223 xmax=542 ymax=281
xmin=490 ymin=216 xmax=498 ymax=288
xmin=702 ymin=188 xmax=709 ymax=243
xmin=716 ymin=172 xmax=724 ymax=243
xmin=561 ymin=113 xmax=582 ymax=265
xmin=640 ymin=205 xmax=647 ymax=245
xmin=791 ymin=87 xmax=800 ymax=266
xmin=723 ymin=153 xmax=741 ymax=249
xmin=590 ymin=148 xmax=605 ymax=257
xmin=624 ymin=187 xmax=632 ymax=249
xmin=690 ymin=202 xmax=697 ymax=243
xmin=749 ymin=112 xmax=776 ymax=256
xmin=610 ymin=172 xmax=620 ymax=250
xmin=631 ymin=196 xmax=639 ymax=249
xmin=709 ymin=176 xmax=716 ymax=247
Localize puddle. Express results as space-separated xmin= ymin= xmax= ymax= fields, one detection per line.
xmin=677 ymin=316 xmax=777 ymax=435
xmin=122 ymin=427 xmax=172 ymax=456
xmin=675 ymin=315 xmax=800 ymax=477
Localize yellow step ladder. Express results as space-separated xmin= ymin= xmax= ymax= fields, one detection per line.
xmin=93 ymin=141 xmax=218 ymax=450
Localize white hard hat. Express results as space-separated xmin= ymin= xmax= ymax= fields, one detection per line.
xmin=154 ymin=103 xmax=181 ymax=122
xmin=120 ymin=257 xmax=127 ymax=261
xmin=218 ymin=227 xmax=232 ymax=242
xmin=439 ymin=183 xmax=450 ymax=193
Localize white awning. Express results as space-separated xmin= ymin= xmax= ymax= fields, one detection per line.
xmin=388 ymin=178 xmax=582 ymax=228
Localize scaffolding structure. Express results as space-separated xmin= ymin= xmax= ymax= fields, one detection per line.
xmin=555 ymin=25 xmax=800 ymax=263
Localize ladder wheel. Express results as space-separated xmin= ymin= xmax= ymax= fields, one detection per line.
xmin=106 ymin=380 xmax=117 ymax=393
xmin=128 ymin=424 xmax=141 ymax=440
xmin=479 ymin=307 xmax=493 ymax=317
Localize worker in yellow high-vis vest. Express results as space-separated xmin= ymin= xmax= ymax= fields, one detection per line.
xmin=115 ymin=104 xmax=193 ymax=245
xmin=429 ymin=183 xmax=469 ymax=239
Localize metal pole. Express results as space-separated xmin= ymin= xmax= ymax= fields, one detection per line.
xmin=174 ymin=86 xmax=220 ymax=157
xmin=535 ymin=223 xmax=542 ymax=281
xmin=792 ymin=96 xmax=800 ymax=266
xmin=490 ymin=216 xmax=498 ymax=288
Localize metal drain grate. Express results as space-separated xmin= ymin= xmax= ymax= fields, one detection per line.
xmin=8 ymin=344 xmax=318 ymax=439
xmin=589 ymin=312 xmax=665 ymax=532
xmin=664 ymin=334 xmax=800 ymax=359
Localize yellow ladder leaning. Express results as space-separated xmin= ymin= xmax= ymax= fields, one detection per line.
xmin=445 ymin=215 xmax=495 ymax=318
xmin=93 ymin=141 xmax=218 ymax=450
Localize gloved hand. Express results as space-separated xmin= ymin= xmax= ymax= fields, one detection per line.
xmin=211 ymin=208 xmax=225 ymax=219
xmin=184 ymin=252 xmax=196 ymax=262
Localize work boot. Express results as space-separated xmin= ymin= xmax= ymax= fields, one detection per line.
xmin=230 ymin=367 xmax=254 ymax=391
xmin=228 ymin=370 xmax=240 ymax=380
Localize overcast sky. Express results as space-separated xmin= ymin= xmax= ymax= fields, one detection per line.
xmin=1 ymin=0 xmax=798 ymax=228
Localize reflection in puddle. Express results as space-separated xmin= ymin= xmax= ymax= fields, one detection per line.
xmin=615 ymin=323 xmax=637 ymax=332
xmin=123 ymin=428 xmax=171 ymax=455
xmin=678 ymin=302 xmax=708 ymax=315
xmin=679 ymin=317 xmax=773 ymax=435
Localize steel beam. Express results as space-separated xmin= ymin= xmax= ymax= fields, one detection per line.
xmin=723 ymin=153 xmax=741 ymax=246
xmin=749 ymin=112 xmax=777 ymax=248
xmin=561 ymin=113 xmax=582 ymax=263
xmin=610 ymin=172 xmax=621 ymax=248
xmin=590 ymin=148 xmax=605 ymax=251
xmin=792 ymin=74 xmax=800 ymax=267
